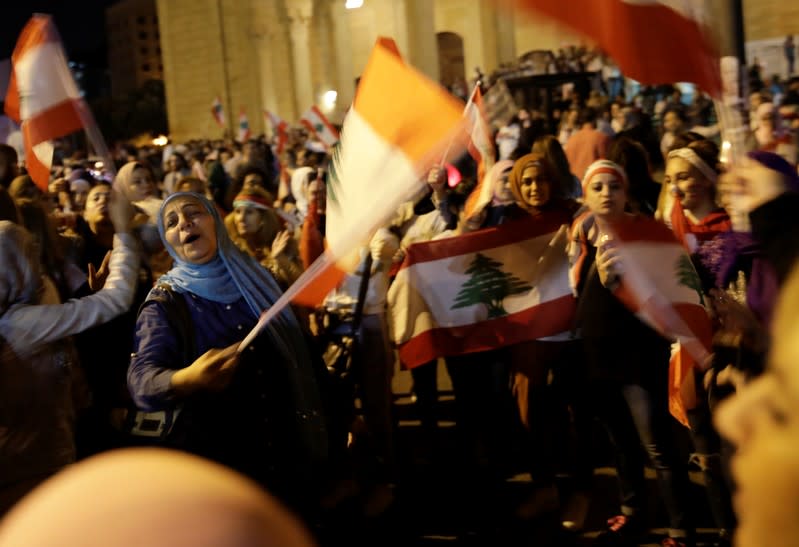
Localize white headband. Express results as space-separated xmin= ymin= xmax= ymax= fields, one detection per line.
xmin=667 ymin=148 xmax=718 ymax=183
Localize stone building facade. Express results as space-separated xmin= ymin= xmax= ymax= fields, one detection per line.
xmin=155 ymin=0 xmax=799 ymax=142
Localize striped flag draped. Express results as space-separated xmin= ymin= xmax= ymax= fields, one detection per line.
xmin=388 ymin=212 xmax=576 ymax=368
xmin=5 ymin=15 xmax=86 ymax=191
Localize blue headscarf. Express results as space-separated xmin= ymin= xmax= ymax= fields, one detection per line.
xmin=154 ymin=192 xmax=327 ymax=466
xmin=157 ymin=192 xmax=285 ymax=317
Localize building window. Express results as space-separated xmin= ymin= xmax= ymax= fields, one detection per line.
xmin=156 ymin=47 xmax=161 ymax=55
xmin=158 ymin=64 xmax=163 ymax=72
xmin=138 ymin=31 xmax=148 ymax=40
xmin=142 ymin=63 xmax=151 ymax=72
xmin=141 ymin=47 xmax=149 ymax=55
xmin=137 ymin=16 xmax=146 ymax=24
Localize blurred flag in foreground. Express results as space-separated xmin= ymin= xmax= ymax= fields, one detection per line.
xmin=607 ymin=216 xmax=713 ymax=426
xmin=5 ymin=15 xmax=86 ymax=191
xmin=504 ymin=0 xmax=721 ymax=97
xmin=239 ymin=37 xmax=466 ymax=349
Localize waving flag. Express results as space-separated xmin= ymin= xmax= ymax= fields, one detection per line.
xmin=603 ymin=215 xmax=713 ymax=426
xmin=264 ymin=110 xmax=289 ymax=156
xmin=505 ymin=0 xmax=721 ymax=96
xmin=211 ymin=96 xmax=226 ymax=128
xmin=388 ymin=212 xmax=575 ymax=368
xmin=300 ymin=105 xmax=339 ymax=149
xmin=4 ymin=15 xmax=86 ymax=191
xmin=236 ymin=109 xmax=251 ymax=143
xmin=461 ymin=84 xmax=497 ymax=221
xmin=238 ymin=36 xmax=466 ymax=350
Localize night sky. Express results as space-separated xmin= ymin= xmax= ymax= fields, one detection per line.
xmin=2 ymin=1 xmax=117 ymax=65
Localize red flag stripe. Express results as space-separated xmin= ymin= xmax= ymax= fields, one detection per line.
xmin=512 ymin=0 xmax=721 ymax=96
xmin=24 ymin=99 xmax=84 ymax=145
xmin=400 ymin=211 xmax=572 ymax=269
xmin=398 ymin=294 xmax=576 ymax=368
xmin=291 ymin=261 xmax=347 ymax=307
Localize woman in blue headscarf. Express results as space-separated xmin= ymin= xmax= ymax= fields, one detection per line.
xmin=127 ymin=192 xmax=327 ymax=511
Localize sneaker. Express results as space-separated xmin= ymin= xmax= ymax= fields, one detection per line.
xmin=592 ymin=514 xmax=644 ymax=546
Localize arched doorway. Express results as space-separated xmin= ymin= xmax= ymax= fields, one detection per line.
xmin=437 ymin=32 xmax=465 ymax=92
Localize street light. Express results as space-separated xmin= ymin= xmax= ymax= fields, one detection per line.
xmin=345 ymin=0 xmax=363 ymax=9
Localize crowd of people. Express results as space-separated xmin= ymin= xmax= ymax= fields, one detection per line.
xmin=1 ymin=62 xmax=799 ymax=547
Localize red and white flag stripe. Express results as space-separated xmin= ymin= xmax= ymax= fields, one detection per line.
xmin=507 ymin=0 xmax=722 ymax=96
xmin=5 ymin=15 xmax=85 ymax=190
xmin=605 ymin=215 xmax=713 ymax=426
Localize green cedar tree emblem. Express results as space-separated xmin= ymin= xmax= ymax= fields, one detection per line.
xmin=451 ymin=253 xmax=532 ymax=318
xmin=675 ymin=254 xmax=705 ymax=306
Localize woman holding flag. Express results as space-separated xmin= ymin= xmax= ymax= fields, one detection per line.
xmin=126 ymin=192 xmax=327 ymax=515
xmin=571 ymin=160 xmax=697 ymax=547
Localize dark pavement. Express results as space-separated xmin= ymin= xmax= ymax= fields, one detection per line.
xmin=311 ymin=361 xmax=725 ymax=547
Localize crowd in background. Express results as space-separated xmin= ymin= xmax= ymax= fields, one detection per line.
xmin=2 ymin=45 xmax=799 ymax=547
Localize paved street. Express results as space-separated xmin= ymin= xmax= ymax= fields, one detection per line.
xmin=312 ymin=361 xmax=724 ymax=547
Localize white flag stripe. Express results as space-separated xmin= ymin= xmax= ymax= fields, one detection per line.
xmin=325 ymin=108 xmax=419 ymax=257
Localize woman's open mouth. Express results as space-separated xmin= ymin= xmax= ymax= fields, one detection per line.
xmin=183 ymin=234 xmax=200 ymax=244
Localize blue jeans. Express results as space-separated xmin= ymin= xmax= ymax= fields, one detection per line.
xmin=596 ymin=382 xmax=693 ymax=537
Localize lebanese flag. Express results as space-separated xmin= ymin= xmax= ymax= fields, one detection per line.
xmin=211 ymin=96 xmax=226 ymax=128
xmin=4 ymin=15 xmax=85 ymax=191
xmin=507 ymin=0 xmax=722 ymax=96
xmin=237 ymin=109 xmax=251 ymax=142
xmin=461 ymin=84 xmax=496 ymax=221
xmin=300 ymin=105 xmax=339 ymax=149
xmin=388 ymin=211 xmax=576 ymax=368
xmin=604 ymin=215 xmax=713 ymax=426
xmin=264 ymin=109 xmax=289 ymax=155
xmin=237 ymin=36 xmax=466 ymax=349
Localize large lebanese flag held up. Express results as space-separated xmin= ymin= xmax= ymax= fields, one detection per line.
xmin=604 ymin=215 xmax=713 ymax=426
xmin=237 ymin=37 xmax=466 ymax=350
xmin=505 ymin=0 xmax=722 ymax=97
xmin=5 ymin=15 xmax=86 ymax=191
xmin=388 ymin=212 xmax=576 ymax=369
xmin=300 ymin=105 xmax=340 ymax=149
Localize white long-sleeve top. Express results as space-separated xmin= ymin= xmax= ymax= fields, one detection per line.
xmin=0 ymin=233 xmax=140 ymax=358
